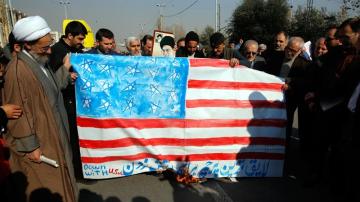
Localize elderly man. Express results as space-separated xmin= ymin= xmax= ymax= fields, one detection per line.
xmin=313 ymin=37 xmax=328 ymax=58
xmin=3 ymin=16 xmax=77 ymax=201
xmin=176 ymin=31 xmax=205 ymax=58
xmin=87 ymin=28 xmax=118 ymax=55
xmin=126 ymin=36 xmax=142 ymax=56
xmin=160 ymin=36 xmax=176 ymax=57
xmin=239 ymin=40 xmax=266 ymax=71
xmin=280 ymin=37 xmax=312 ymax=176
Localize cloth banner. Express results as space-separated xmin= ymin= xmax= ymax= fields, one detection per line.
xmin=70 ymin=54 xmax=286 ymax=179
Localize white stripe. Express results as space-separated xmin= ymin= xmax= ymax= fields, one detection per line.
xmin=186 ymin=107 xmax=286 ymax=119
xmin=186 ymin=89 xmax=285 ymax=101
xmin=80 ymin=145 xmax=285 ymax=157
xmin=189 ymin=66 xmax=284 ymax=83
xmin=78 ymin=127 xmax=285 ymax=140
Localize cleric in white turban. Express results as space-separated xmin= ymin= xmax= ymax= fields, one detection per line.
xmin=3 ymin=15 xmax=78 ymax=201
xmin=12 ymin=16 xmax=51 ymax=42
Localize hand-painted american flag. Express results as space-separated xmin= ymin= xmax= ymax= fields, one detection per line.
xmin=70 ymin=54 xmax=286 ymax=179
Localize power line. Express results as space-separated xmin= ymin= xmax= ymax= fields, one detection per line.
xmin=164 ymin=0 xmax=200 ymax=18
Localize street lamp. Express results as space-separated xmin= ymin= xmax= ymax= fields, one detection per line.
xmin=59 ymin=1 xmax=71 ymax=19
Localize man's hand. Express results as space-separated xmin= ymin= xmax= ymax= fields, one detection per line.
xmin=26 ymin=147 xmax=42 ymax=163
xmin=281 ymin=83 xmax=289 ymax=91
xmin=70 ymin=72 xmax=78 ymax=82
xmin=63 ymin=53 xmax=71 ymax=70
xmin=1 ymin=104 xmax=22 ymax=119
xmin=229 ymin=58 xmax=239 ymax=68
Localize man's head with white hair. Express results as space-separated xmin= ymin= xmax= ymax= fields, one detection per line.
xmin=243 ymin=40 xmax=259 ymax=62
xmin=126 ymin=36 xmax=141 ymax=56
xmin=314 ymin=37 xmax=328 ymax=58
xmin=12 ymin=16 xmax=53 ymax=66
xmin=284 ymin=36 xmax=304 ymax=61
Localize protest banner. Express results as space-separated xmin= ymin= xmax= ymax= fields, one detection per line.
xmin=70 ymin=55 xmax=286 ymax=179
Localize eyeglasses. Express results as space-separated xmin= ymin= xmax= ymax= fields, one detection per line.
xmin=245 ymin=51 xmax=257 ymax=55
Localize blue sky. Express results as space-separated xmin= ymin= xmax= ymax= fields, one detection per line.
xmin=12 ymin=0 xmax=342 ymax=43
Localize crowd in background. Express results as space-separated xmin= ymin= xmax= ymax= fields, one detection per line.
xmin=0 ymin=15 xmax=359 ymax=202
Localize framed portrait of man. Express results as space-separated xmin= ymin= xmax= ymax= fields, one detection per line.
xmin=152 ymin=30 xmax=175 ymax=56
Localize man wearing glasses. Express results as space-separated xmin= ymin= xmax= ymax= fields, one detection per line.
xmin=239 ymin=40 xmax=266 ymax=71
xmin=3 ymin=16 xmax=77 ymax=201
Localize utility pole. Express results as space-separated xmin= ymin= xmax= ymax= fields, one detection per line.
xmin=215 ymin=0 xmax=218 ymax=32
xmin=139 ymin=23 xmax=145 ymax=36
xmin=215 ymin=0 xmax=220 ymax=32
xmin=217 ymin=1 xmax=220 ymax=31
xmin=8 ymin=0 xmax=14 ymax=27
xmin=156 ymin=2 xmax=166 ymax=31
xmin=59 ymin=1 xmax=70 ymax=19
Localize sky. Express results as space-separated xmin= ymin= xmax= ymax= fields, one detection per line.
xmin=11 ymin=0 xmax=343 ymax=43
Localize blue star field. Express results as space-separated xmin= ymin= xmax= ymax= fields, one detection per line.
xmin=70 ymin=54 xmax=189 ymax=119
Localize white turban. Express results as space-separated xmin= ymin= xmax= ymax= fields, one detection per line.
xmin=12 ymin=16 xmax=51 ymax=42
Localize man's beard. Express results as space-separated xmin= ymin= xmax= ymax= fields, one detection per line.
xmin=29 ymin=51 xmax=49 ymax=66
xmin=274 ymin=46 xmax=284 ymax=51
xmin=132 ymin=51 xmax=141 ymax=56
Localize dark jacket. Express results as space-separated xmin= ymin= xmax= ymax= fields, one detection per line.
xmin=285 ymin=55 xmax=312 ymax=102
xmin=239 ymin=54 xmax=267 ymax=72
xmin=176 ymin=47 xmax=205 ymax=58
xmin=308 ymin=47 xmax=353 ymax=106
xmin=49 ymin=37 xmax=84 ymax=72
xmin=0 ymin=107 xmax=7 ymax=132
xmin=49 ymin=38 xmax=83 ymax=101
xmin=264 ymin=50 xmax=285 ymax=76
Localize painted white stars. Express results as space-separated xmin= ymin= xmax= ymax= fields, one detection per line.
xmin=126 ymin=65 xmax=141 ymax=76
xmin=122 ymin=81 xmax=137 ymax=92
xmin=81 ymin=59 xmax=94 ymax=73
xmin=99 ymin=64 xmax=111 ymax=74
xmin=99 ymin=99 xmax=111 ymax=110
xmin=168 ymin=89 xmax=178 ymax=102
xmin=123 ymin=97 xmax=136 ymax=113
xmin=148 ymin=68 xmax=160 ymax=79
xmin=168 ymin=70 xmax=181 ymax=81
xmin=82 ymin=98 xmax=91 ymax=108
xmin=172 ymin=59 xmax=181 ymax=67
xmin=98 ymin=80 xmax=111 ymax=91
xmin=149 ymin=84 xmax=161 ymax=96
xmin=81 ymin=78 xmax=92 ymax=90
xmin=149 ymin=102 xmax=161 ymax=114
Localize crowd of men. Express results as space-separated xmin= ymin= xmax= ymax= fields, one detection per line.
xmin=0 ymin=15 xmax=359 ymax=202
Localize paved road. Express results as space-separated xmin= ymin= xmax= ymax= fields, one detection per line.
xmin=77 ymin=171 xmax=332 ymax=202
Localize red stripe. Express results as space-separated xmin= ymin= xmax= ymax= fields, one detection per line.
xmin=79 ymin=137 xmax=285 ymax=148
xmin=186 ymin=99 xmax=285 ymax=108
xmin=77 ymin=117 xmax=286 ymax=129
xmin=188 ymin=80 xmax=283 ymax=91
xmin=189 ymin=58 xmax=234 ymax=68
xmin=81 ymin=152 xmax=284 ymax=163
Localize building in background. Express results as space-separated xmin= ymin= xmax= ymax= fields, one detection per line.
xmin=0 ymin=0 xmax=26 ymax=47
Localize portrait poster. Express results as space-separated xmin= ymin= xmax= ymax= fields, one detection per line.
xmin=152 ymin=30 xmax=175 ymax=56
